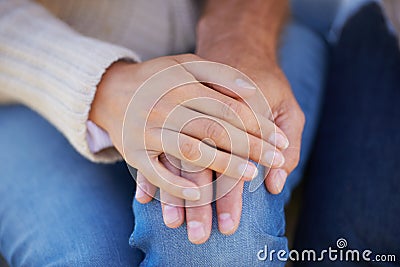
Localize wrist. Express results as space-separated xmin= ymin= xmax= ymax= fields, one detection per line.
xmin=197 ymin=21 xmax=277 ymax=58
xmin=197 ymin=38 xmax=279 ymax=76
xmin=196 ymin=18 xmax=280 ymax=69
xmin=89 ymin=60 xmax=133 ymax=149
xmin=196 ymin=0 xmax=289 ymax=68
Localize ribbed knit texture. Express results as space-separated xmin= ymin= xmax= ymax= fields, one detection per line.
xmin=0 ymin=0 xmax=200 ymax=163
xmin=0 ymin=0 xmax=143 ymax=162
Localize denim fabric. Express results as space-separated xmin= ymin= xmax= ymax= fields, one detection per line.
xmin=294 ymin=4 xmax=400 ymax=266
xmin=290 ymin=0 xmax=341 ymax=38
xmin=0 ymin=106 xmax=144 ymax=266
xmin=0 ymin=6 xmax=331 ymax=267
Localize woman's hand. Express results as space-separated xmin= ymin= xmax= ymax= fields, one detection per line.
xmin=90 ymin=54 xmax=288 ymax=201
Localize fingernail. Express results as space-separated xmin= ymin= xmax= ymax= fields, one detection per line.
xmin=239 ymin=162 xmax=258 ymax=179
xmin=269 ymin=132 xmax=289 ymax=150
xmin=235 ymin=78 xmax=256 ymax=90
xmin=182 ymin=188 xmax=201 ymax=201
xmin=135 ymin=183 xmax=148 ymax=199
xmin=264 ymin=150 xmax=285 ymax=167
xmin=187 ymin=221 xmax=206 ymax=242
xmin=274 ymin=169 xmax=287 ymax=193
xmin=219 ymin=213 xmax=235 ymax=234
xmin=163 ymin=205 xmax=180 ymax=225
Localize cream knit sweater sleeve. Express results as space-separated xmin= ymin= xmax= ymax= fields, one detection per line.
xmin=0 ymin=0 xmax=141 ymax=163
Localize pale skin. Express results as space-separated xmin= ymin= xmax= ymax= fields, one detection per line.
xmin=90 ymin=0 xmax=304 ymax=245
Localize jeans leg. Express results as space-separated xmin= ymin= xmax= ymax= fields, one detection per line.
xmin=0 ymin=105 xmax=143 ymax=266
xmin=131 ymin=181 xmax=288 ymax=267
xmin=130 ymin=19 xmax=329 ymax=267
xmin=290 ymin=0 xmax=342 ymax=38
xmin=279 ymin=19 xmax=329 ymax=201
xmin=294 ymin=4 xmax=400 ymax=266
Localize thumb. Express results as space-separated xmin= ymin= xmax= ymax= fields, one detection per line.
xmin=265 ymin=104 xmax=305 ymax=194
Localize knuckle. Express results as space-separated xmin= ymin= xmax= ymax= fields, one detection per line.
xmin=204 ymin=120 xmax=224 ymax=141
xmin=247 ymin=118 xmax=262 ymax=136
xmin=180 ymin=140 xmax=200 ymax=161
xmin=248 ymin=137 xmax=262 ymax=161
xmin=221 ymin=100 xmax=242 ymax=122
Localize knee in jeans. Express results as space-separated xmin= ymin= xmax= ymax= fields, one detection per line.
xmin=131 ymin=183 xmax=288 ymax=266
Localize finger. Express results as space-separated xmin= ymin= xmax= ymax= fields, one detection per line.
xmin=159 ymin=154 xmax=185 ymax=228
xmin=175 ymin=55 xmax=257 ymax=98
xmin=203 ymin=83 xmax=255 ymax=99
xmin=163 ymin=105 xmax=286 ymax=168
xmin=182 ymin=161 xmax=213 ymax=244
xmin=146 ymin=128 xmax=259 ymax=180
xmin=139 ymin=154 xmax=201 ymax=201
xmin=135 ymin=171 xmax=157 ymax=204
xmin=265 ymin=105 xmax=305 ymax=194
xmin=215 ymin=174 xmax=244 ymax=235
xmin=171 ymin=85 xmax=289 ymax=150
xmin=160 ymin=189 xmax=185 ymax=228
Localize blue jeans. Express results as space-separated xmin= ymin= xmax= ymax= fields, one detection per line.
xmin=0 ymin=8 xmax=330 ymax=267
xmin=294 ymin=4 xmax=400 ymax=266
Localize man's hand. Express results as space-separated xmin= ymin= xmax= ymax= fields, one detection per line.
xmin=192 ymin=0 xmax=304 ymax=238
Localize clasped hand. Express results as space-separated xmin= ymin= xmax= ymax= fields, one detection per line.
xmin=90 ymin=54 xmax=290 ymax=244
